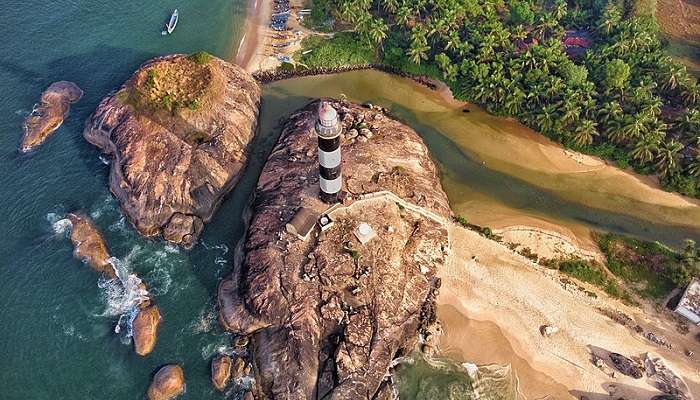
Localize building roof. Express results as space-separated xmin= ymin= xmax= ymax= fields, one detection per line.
xmin=286 ymin=207 xmax=319 ymax=241
xmin=677 ymin=278 xmax=700 ymax=316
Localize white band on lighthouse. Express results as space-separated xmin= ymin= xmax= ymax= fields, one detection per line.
xmin=320 ymin=176 xmax=342 ymax=194
xmin=318 ymin=148 xmax=341 ymax=168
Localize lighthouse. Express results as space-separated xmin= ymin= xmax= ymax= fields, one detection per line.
xmin=315 ymin=102 xmax=342 ymax=203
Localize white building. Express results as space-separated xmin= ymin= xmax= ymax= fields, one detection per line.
xmin=675 ymin=278 xmax=700 ymax=325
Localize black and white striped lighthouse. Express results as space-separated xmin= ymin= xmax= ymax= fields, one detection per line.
xmin=315 ymin=102 xmax=342 ymax=203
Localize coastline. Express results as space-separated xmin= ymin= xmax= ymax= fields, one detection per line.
xmin=234 ymin=0 xmax=274 ymax=72
xmin=440 ymin=224 xmax=700 ymax=399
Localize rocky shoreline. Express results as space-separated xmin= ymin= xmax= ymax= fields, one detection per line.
xmin=252 ymin=64 xmax=440 ymax=91
xmin=218 ymin=99 xmax=450 ymax=399
xmin=84 ymin=54 xmax=261 ymax=248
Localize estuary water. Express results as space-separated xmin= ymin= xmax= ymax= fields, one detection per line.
xmin=1 ymin=1 xmax=700 ymax=399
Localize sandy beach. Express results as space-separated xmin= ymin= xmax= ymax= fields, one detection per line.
xmin=235 ymin=0 xmax=275 ymax=72
xmin=439 ymin=224 xmax=700 ymax=399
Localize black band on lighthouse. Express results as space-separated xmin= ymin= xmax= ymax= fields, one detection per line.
xmin=318 ymin=136 xmax=340 ymax=152
xmin=320 ymin=165 xmax=341 ymax=180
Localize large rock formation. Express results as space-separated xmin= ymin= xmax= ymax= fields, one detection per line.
xmin=21 ymin=81 xmax=83 ymax=152
xmin=218 ymin=100 xmax=450 ymax=399
xmin=84 ymin=54 xmax=261 ymax=248
xmin=133 ymin=304 xmax=162 ymax=356
xmin=66 ymin=213 xmax=116 ymax=278
xmin=147 ymin=364 xmax=185 ymax=400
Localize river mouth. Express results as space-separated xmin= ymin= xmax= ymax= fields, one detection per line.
xmin=262 ymin=70 xmax=700 ymax=248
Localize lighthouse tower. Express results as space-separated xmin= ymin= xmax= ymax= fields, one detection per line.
xmin=315 ymin=102 xmax=342 ymax=203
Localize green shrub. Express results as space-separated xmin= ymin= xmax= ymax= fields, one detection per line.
xmin=188 ymin=51 xmax=213 ymax=65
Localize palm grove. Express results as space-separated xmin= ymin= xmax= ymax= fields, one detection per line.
xmin=299 ymin=0 xmax=700 ymax=198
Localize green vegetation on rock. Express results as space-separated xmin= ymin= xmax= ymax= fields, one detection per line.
xmin=597 ymin=233 xmax=699 ymax=300
xmin=298 ymin=0 xmax=700 ymax=198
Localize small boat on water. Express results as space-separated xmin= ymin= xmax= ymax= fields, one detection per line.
xmin=162 ymin=9 xmax=179 ymax=35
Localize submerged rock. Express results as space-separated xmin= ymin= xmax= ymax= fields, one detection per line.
xmin=21 ymin=81 xmax=83 ymax=152
xmin=66 ymin=213 xmax=115 ymax=278
xmin=147 ymin=364 xmax=185 ymax=400
xmin=84 ymin=54 xmax=261 ymax=248
xmin=210 ymin=354 xmax=232 ymax=391
xmin=133 ymin=304 xmax=162 ymax=356
xmin=218 ymin=100 xmax=450 ymax=399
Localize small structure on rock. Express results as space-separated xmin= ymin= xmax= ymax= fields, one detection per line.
xmin=675 ymin=278 xmax=700 ymax=325
xmin=286 ymin=207 xmax=319 ymax=241
xmin=315 ymin=102 xmax=342 ymax=203
xmin=354 ymin=222 xmax=377 ymax=245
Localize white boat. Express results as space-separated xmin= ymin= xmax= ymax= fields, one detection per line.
xmin=162 ymin=9 xmax=179 ymax=35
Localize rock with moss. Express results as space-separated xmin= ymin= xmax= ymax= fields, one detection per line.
xmin=21 ymin=81 xmax=83 ymax=152
xmin=83 ymin=54 xmax=261 ymax=248
xmin=218 ymin=100 xmax=450 ymax=399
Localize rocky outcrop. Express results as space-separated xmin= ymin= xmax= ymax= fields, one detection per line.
xmin=66 ymin=213 xmax=116 ymax=278
xmin=84 ymin=54 xmax=261 ymax=248
xmin=133 ymin=304 xmax=162 ymax=356
xmin=609 ymin=352 xmax=643 ymax=379
xmin=210 ymin=354 xmax=232 ymax=391
xmin=147 ymin=364 xmax=185 ymax=400
xmin=218 ymin=100 xmax=450 ymax=399
xmin=21 ymin=81 xmax=83 ymax=152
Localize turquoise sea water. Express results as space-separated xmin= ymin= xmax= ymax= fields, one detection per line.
xmin=1 ymin=1 xmax=699 ymax=399
xmin=0 ymin=1 xmax=248 ymax=399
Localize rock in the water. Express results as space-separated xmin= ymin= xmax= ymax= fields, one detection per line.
xmin=83 ymin=54 xmax=261 ymax=248
xmin=133 ymin=304 xmax=161 ymax=356
xmin=609 ymin=352 xmax=643 ymax=379
xmin=218 ymin=100 xmax=450 ymax=399
xmin=21 ymin=81 xmax=83 ymax=152
xmin=66 ymin=213 xmax=115 ymax=278
xmin=211 ymin=354 xmax=233 ymax=391
xmin=147 ymin=364 xmax=185 ymax=400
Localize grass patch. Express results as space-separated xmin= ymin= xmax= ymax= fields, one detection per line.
xmin=596 ymin=233 xmax=683 ymax=300
xmin=553 ymin=258 xmax=637 ymax=304
xmin=296 ymin=32 xmax=377 ymax=68
xmin=188 ymin=51 xmax=213 ymax=65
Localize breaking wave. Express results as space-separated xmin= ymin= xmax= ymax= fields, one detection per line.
xmin=47 ymin=212 xmax=72 ymax=236
xmin=394 ymin=353 xmax=523 ymax=400
xmin=97 ymin=253 xmax=149 ymax=341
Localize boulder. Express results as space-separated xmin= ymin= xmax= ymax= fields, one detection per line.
xmin=609 ymin=352 xmax=643 ymax=379
xmin=218 ymin=100 xmax=450 ymax=399
xmin=133 ymin=305 xmax=161 ymax=356
xmin=83 ymin=54 xmax=261 ymax=248
xmin=210 ymin=354 xmax=232 ymax=391
xmin=21 ymin=81 xmax=83 ymax=152
xmin=147 ymin=364 xmax=185 ymax=400
xmin=66 ymin=213 xmax=115 ymax=278
xmin=540 ymin=325 xmax=559 ymax=337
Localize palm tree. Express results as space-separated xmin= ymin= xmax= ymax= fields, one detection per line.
xmin=597 ymin=5 xmax=622 ymax=36
xmin=630 ymin=134 xmax=660 ymax=164
xmin=655 ymin=139 xmax=684 ymax=176
xmin=573 ymin=119 xmax=599 ymax=147
xmin=688 ymin=155 xmax=700 ymax=178
xmin=534 ymin=104 xmax=560 ymax=133
xmin=367 ymin=18 xmax=388 ymax=45
xmin=681 ymin=83 xmax=700 ymax=107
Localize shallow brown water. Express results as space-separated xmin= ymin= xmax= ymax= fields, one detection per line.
xmin=264 ymin=70 xmax=700 ymax=247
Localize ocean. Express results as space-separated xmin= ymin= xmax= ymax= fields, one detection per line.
xmin=0 ymin=1 xmax=248 ymax=398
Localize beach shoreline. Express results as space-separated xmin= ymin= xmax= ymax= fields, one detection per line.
xmin=439 ymin=224 xmax=700 ymax=399
xmin=234 ymin=0 xmax=275 ymax=72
